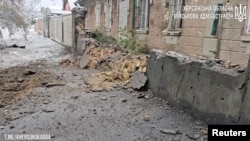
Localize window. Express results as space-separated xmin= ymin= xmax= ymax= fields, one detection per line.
xmin=105 ymin=0 xmax=112 ymax=32
xmin=168 ymin=0 xmax=183 ymax=30
xmin=162 ymin=0 xmax=183 ymax=37
xmin=95 ymin=2 xmax=101 ymax=28
xmin=139 ymin=0 xmax=149 ymax=30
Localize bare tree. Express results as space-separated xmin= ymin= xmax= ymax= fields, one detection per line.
xmin=0 ymin=0 xmax=43 ymax=40
xmin=0 ymin=0 xmax=27 ymax=38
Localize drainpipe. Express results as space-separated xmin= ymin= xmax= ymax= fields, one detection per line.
xmin=211 ymin=3 xmax=223 ymax=59
xmin=211 ymin=3 xmax=222 ymax=35
xmin=132 ymin=0 xmax=136 ymax=32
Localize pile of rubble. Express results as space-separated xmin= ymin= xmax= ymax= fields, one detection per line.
xmin=84 ymin=55 xmax=147 ymax=91
xmin=59 ymin=40 xmax=148 ymax=92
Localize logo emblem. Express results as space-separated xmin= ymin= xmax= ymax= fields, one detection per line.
xmin=235 ymin=4 xmax=247 ymax=22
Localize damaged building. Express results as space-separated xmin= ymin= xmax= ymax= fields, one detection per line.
xmin=75 ymin=0 xmax=250 ymax=67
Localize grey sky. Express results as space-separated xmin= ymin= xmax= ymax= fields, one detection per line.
xmin=36 ymin=0 xmax=76 ymax=10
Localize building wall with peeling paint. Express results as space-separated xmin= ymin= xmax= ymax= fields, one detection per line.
xmin=84 ymin=0 xmax=250 ymax=67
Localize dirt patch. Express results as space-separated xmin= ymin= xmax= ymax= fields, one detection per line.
xmin=0 ymin=65 xmax=63 ymax=107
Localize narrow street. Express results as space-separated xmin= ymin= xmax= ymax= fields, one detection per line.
xmin=0 ymin=32 xmax=207 ymax=141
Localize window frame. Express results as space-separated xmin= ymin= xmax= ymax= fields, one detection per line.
xmin=136 ymin=0 xmax=149 ymax=34
xmin=162 ymin=0 xmax=183 ymax=36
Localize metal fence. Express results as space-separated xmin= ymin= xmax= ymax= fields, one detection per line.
xmin=48 ymin=14 xmax=73 ymax=47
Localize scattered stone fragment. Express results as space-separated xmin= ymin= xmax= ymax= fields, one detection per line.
xmin=160 ymin=129 xmax=179 ymax=135
xmin=43 ymin=108 xmax=55 ymax=113
xmin=79 ymin=55 xmax=90 ymax=69
xmin=45 ymin=82 xmax=65 ymax=88
xmin=121 ymin=98 xmax=127 ymax=103
xmin=43 ymin=101 xmax=50 ymax=104
xmin=101 ymin=96 xmax=108 ymax=101
xmin=10 ymin=125 xmax=15 ymax=129
xmin=187 ymin=133 xmax=200 ymax=140
xmin=110 ymin=94 xmax=117 ymax=97
xmin=0 ymin=126 xmax=5 ymax=129
xmin=71 ymin=96 xmax=79 ymax=99
xmin=93 ymin=109 xmax=97 ymax=114
xmin=237 ymin=68 xmax=245 ymax=73
xmin=143 ymin=115 xmax=150 ymax=121
xmin=200 ymin=129 xmax=208 ymax=135
xmin=137 ymin=93 xmax=146 ymax=99
xmin=131 ymin=71 xmax=148 ymax=90
xmin=23 ymin=70 xmax=36 ymax=76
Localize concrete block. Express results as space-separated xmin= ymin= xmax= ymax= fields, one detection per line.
xmin=146 ymin=51 xmax=164 ymax=96
xmin=79 ymin=55 xmax=90 ymax=69
xmin=193 ymin=67 xmax=245 ymax=123
xmin=147 ymin=50 xmax=248 ymax=124
xmin=131 ymin=71 xmax=148 ymax=90
xmin=175 ymin=62 xmax=202 ymax=109
xmin=158 ymin=56 xmax=186 ymax=105
xmin=240 ymin=56 xmax=250 ymax=123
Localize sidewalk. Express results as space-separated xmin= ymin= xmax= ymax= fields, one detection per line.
xmin=0 ymin=30 xmax=66 ymax=70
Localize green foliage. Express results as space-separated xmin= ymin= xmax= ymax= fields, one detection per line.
xmin=93 ymin=28 xmax=150 ymax=55
xmin=119 ymin=28 xmax=149 ymax=55
xmin=93 ymin=29 xmax=116 ymax=46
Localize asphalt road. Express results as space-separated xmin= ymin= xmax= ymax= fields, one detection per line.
xmin=0 ymin=32 xmax=207 ymax=141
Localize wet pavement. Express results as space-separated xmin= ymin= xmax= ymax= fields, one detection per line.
xmin=0 ymin=32 xmax=208 ymax=141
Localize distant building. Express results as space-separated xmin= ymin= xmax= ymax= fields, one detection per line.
xmin=63 ymin=0 xmax=71 ymax=11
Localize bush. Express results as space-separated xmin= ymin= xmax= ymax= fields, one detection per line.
xmin=119 ymin=29 xmax=149 ymax=55
xmin=93 ymin=30 xmax=116 ymax=46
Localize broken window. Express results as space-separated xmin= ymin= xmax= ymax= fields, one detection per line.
xmin=139 ymin=0 xmax=149 ymax=29
xmin=168 ymin=0 xmax=183 ymax=30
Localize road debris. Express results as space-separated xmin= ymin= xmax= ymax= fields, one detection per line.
xmin=45 ymin=82 xmax=65 ymax=88
xmin=79 ymin=55 xmax=89 ymax=69
xmin=6 ymin=44 xmax=25 ymax=49
xmin=143 ymin=115 xmax=150 ymax=121
xmin=131 ymin=71 xmax=148 ymax=90
xmin=160 ymin=129 xmax=179 ymax=135
xmin=59 ymin=39 xmax=148 ymax=92
xmin=101 ymin=96 xmax=108 ymax=101
xmin=71 ymin=96 xmax=79 ymax=99
xmin=137 ymin=93 xmax=146 ymax=99
xmin=121 ymin=98 xmax=127 ymax=103
xmin=43 ymin=109 xmax=55 ymax=113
